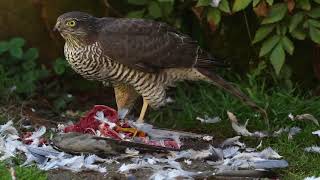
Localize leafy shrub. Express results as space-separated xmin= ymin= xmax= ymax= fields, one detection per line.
xmin=0 ymin=37 xmax=49 ymax=99
xmin=124 ymin=0 xmax=320 ymax=75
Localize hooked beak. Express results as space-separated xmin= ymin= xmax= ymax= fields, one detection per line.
xmin=53 ymin=21 xmax=60 ymax=32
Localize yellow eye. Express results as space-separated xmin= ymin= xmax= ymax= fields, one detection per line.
xmin=66 ymin=20 xmax=76 ymax=27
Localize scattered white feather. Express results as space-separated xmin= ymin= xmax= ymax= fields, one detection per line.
xmin=228 ymin=112 xmax=253 ymax=137
xmin=94 ymin=111 xmax=117 ymax=129
xmin=150 ymin=168 xmax=197 ymax=180
xmin=25 ymin=126 xmax=46 ymax=145
xmin=288 ymin=113 xmax=294 ymax=120
xmin=202 ymin=135 xmax=213 ymax=141
xmin=295 ymin=114 xmax=319 ymax=126
xmin=196 ymin=116 xmax=221 ymax=124
xmin=223 ymin=146 xmax=240 ymax=158
xmin=184 ymin=159 xmax=192 ymax=165
xmin=125 ymin=148 xmax=139 ymax=156
xmin=304 ymin=176 xmax=320 ymax=180
xmin=304 ymin=146 xmax=320 ymax=153
xmin=0 ymin=120 xmax=18 ymax=136
xmin=259 ymin=147 xmax=282 ymax=159
xmin=273 ymin=127 xmax=289 ymax=137
xmin=210 ymin=0 xmax=221 ymax=7
xmin=288 ymin=127 xmax=301 ymax=140
xmin=312 ymin=130 xmax=320 ymax=137
xmin=256 ymin=140 xmax=263 ymax=150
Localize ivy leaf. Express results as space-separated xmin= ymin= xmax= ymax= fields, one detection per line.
xmin=289 ymin=13 xmax=304 ymax=33
xmin=281 ymin=36 xmax=294 ymax=55
xmin=232 ymin=0 xmax=252 ymax=12
xmin=196 ymin=0 xmax=211 ymax=7
xmin=259 ymin=35 xmax=281 ymax=57
xmin=9 ymin=37 xmax=25 ymax=49
xmin=0 ymin=41 xmax=9 ymax=55
xmin=266 ymin=0 xmax=274 ymax=5
xmin=261 ymin=3 xmax=287 ymax=24
xmin=290 ymin=29 xmax=306 ymax=40
xmin=297 ymin=0 xmax=311 ymax=10
xmin=127 ymin=0 xmax=148 ymax=5
xmin=53 ymin=58 xmax=67 ymax=75
xmin=207 ymin=8 xmax=221 ymax=26
xmin=148 ymin=1 xmax=162 ymax=18
xmin=308 ymin=19 xmax=320 ymax=28
xmin=309 ymin=26 xmax=320 ymax=44
xmin=270 ymin=43 xmax=285 ymax=75
xmin=307 ymin=7 xmax=320 ymax=18
xmin=252 ymin=25 xmax=275 ymax=44
xmin=253 ymin=0 xmax=261 ymax=7
xmin=218 ymin=0 xmax=231 ymax=13
xmin=23 ymin=48 xmax=39 ymax=61
xmin=127 ymin=10 xmax=145 ymax=18
xmin=9 ymin=47 xmax=23 ymax=59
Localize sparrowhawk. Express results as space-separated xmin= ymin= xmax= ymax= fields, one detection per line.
xmin=54 ymin=11 xmax=266 ymax=123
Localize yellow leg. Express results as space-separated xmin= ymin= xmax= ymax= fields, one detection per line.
xmin=137 ymin=99 xmax=148 ymax=123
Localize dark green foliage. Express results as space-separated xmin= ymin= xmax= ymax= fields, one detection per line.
xmin=123 ymin=0 xmax=320 ymax=77
xmin=0 ymin=37 xmax=49 ymax=99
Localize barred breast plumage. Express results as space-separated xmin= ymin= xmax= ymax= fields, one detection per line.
xmin=65 ymin=41 xmax=203 ymax=108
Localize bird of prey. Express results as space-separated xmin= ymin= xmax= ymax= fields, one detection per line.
xmin=54 ymin=11 xmax=266 ymax=123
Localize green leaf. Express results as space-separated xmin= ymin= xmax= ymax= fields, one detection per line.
xmin=207 ymin=8 xmax=221 ymax=26
xmin=232 ymin=0 xmax=252 ymax=12
xmin=266 ymin=0 xmax=274 ymax=5
xmin=270 ymin=43 xmax=285 ymax=75
xmin=159 ymin=1 xmax=174 ymax=16
xmin=9 ymin=47 xmax=23 ymax=59
xmin=126 ymin=10 xmax=145 ymax=18
xmin=53 ymin=58 xmax=68 ymax=75
xmin=253 ymin=0 xmax=261 ymax=7
xmin=196 ymin=0 xmax=211 ymax=7
xmin=307 ymin=7 xmax=320 ymax=18
xmin=308 ymin=19 xmax=320 ymax=28
xmin=309 ymin=26 xmax=320 ymax=44
xmin=148 ymin=1 xmax=162 ymax=18
xmin=9 ymin=37 xmax=25 ymax=49
xmin=23 ymin=48 xmax=39 ymax=60
xmin=281 ymin=36 xmax=294 ymax=55
xmin=22 ymin=60 xmax=36 ymax=70
xmin=261 ymin=3 xmax=287 ymax=24
xmin=0 ymin=41 xmax=9 ymax=55
xmin=280 ymin=25 xmax=287 ymax=35
xmin=290 ymin=29 xmax=306 ymax=40
xmin=218 ymin=0 xmax=231 ymax=13
xmin=314 ymin=0 xmax=320 ymax=4
xmin=252 ymin=25 xmax=275 ymax=44
xmin=127 ymin=0 xmax=148 ymax=5
xmin=259 ymin=35 xmax=281 ymax=57
xmin=289 ymin=13 xmax=304 ymax=33
xmin=297 ymin=0 xmax=311 ymax=10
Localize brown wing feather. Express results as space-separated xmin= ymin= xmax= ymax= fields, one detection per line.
xmin=97 ymin=18 xmax=225 ymax=72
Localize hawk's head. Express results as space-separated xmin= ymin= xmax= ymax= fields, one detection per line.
xmin=54 ymin=11 xmax=97 ymax=44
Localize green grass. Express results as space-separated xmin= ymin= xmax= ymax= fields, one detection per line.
xmin=0 ymin=162 xmax=47 ymax=180
xmin=1 ymin=78 xmax=319 ymax=179
xmin=148 ymin=81 xmax=320 ymax=179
